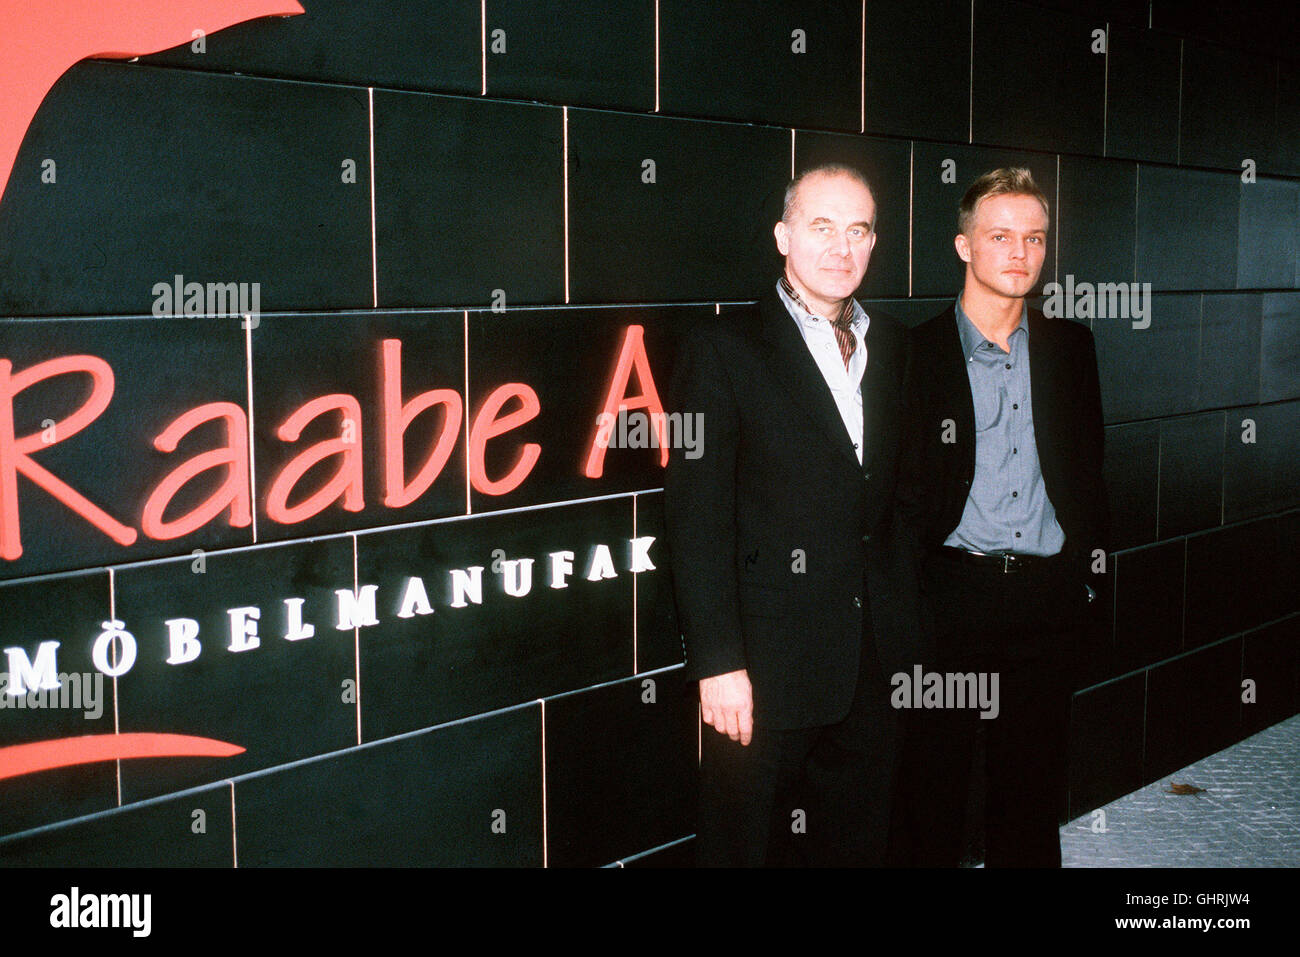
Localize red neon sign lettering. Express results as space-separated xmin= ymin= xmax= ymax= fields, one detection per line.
xmin=0 ymin=355 xmax=136 ymax=559
xmin=141 ymin=402 xmax=251 ymax=540
xmin=584 ymin=325 xmax=668 ymax=477
xmin=469 ymin=384 xmax=541 ymax=496
xmin=1 ymin=328 xmax=674 ymax=556
xmin=265 ymin=394 xmax=365 ymax=525
xmin=0 ymin=732 xmax=244 ymax=781
xmin=381 ymin=339 xmax=462 ymax=508
xmin=0 ymin=0 xmax=305 ymax=210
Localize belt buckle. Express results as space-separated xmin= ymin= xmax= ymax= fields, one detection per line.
xmin=1001 ymin=553 xmax=1015 ymax=574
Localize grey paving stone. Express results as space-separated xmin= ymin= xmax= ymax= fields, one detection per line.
xmin=1061 ymin=713 xmax=1300 ymax=867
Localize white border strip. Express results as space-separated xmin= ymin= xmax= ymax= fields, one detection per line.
xmin=368 ymin=86 xmax=378 ymax=308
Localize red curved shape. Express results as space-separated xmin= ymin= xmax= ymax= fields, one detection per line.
xmin=0 ymin=732 xmax=245 ymax=781
xmin=0 ymin=0 xmax=307 ymax=207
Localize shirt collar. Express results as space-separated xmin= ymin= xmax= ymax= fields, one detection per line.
xmin=954 ymin=294 xmax=1027 ymax=360
xmin=776 ymin=279 xmax=868 ymax=333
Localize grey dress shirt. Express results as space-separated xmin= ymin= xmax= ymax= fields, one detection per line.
xmin=943 ymin=296 xmax=1066 ymax=556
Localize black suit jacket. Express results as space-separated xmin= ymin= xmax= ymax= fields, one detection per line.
xmin=663 ymin=288 xmax=919 ymax=730
xmin=897 ymin=303 xmax=1108 ymax=592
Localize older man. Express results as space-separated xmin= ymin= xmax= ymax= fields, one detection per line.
xmin=664 ymin=163 xmax=916 ymax=866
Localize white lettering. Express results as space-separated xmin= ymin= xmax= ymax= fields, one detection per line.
xmin=3 ymin=640 xmax=61 ymax=695
xmin=548 ymin=551 xmax=575 ymax=589
xmin=334 ymin=586 xmax=380 ymax=630
xmin=585 ymin=544 xmax=617 ymax=581
xmin=396 ymin=576 xmax=434 ymax=618
xmin=449 ymin=567 xmax=484 ymax=608
xmin=226 ymin=607 xmax=261 ymax=652
xmin=283 ymin=597 xmax=316 ymax=641
xmin=91 ymin=621 xmax=137 ymax=677
xmin=164 ymin=618 xmax=201 ymax=664
xmin=628 ymin=536 xmax=656 ymax=572
xmin=499 ymin=558 xmax=534 ymax=597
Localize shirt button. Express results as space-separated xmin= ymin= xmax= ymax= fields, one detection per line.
xmin=1013 ymin=403 xmax=1019 ymax=410
xmin=1005 ymin=363 xmax=1011 ymax=369
xmin=1015 ymin=532 xmax=1022 ymax=538
xmin=1012 ymin=491 xmax=1018 ymax=497
xmin=1013 ymin=448 xmax=1018 ymax=454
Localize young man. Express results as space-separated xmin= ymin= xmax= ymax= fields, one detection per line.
xmin=891 ymin=168 xmax=1107 ymax=867
xmin=664 ymin=164 xmax=917 ymax=866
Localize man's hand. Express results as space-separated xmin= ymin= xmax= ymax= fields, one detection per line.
xmin=699 ymin=669 xmax=754 ymax=746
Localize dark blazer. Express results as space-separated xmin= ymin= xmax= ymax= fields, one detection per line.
xmin=663 ymin=287 xmax=919 ymax=730
xmin=898 ymin=302 xmax=1108 ymax=586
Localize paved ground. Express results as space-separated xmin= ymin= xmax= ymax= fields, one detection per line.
xmin=1060 ymin=714 xmax=1300 ymax=867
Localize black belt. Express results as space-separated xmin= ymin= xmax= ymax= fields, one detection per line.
xmin=936 ymin=546 xmax=1063 ymax=574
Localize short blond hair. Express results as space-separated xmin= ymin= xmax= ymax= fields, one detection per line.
xmin=958 ymin=167 xmax=1049 ymax=235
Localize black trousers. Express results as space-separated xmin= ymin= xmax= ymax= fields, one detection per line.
xmin=889 ymin=547 xmax=1089 ymax=868
xmin=696 ymin=612 xmax=901 ymax=867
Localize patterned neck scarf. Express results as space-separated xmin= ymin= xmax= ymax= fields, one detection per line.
xmin=780 ymin=275 xmax=858 ymax=370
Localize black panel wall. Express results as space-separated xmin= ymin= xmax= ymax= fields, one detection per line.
xmin=1 ymin=0 xmax=1297 ymax=867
